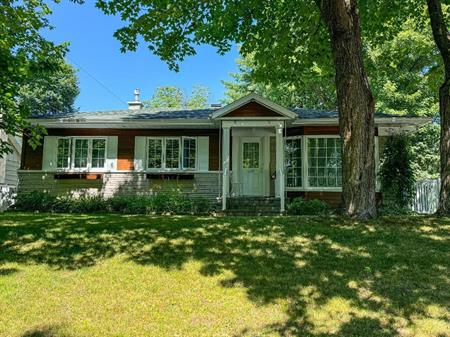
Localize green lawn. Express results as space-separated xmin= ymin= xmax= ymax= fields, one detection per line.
xmin=0 ymin=213 xmax=449 ymax=337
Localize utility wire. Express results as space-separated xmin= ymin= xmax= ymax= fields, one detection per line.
xmin=67 ymin=56 xmax=128 ymax=107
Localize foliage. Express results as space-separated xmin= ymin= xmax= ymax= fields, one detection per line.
xmin=379 ymin=135 xmax=416 ymax=209
xmin=1 ymin=212 xmax=449 ymax=336
xmin=18 ymin=61 xmax=79 ymax=116
xmin=0 ymin=0 xmax=77 ymax=156
xmin=287 ymin=197 xmax=330 ymax=216
xmin=409 ymin=123 xmax=441 ymax=178
xmin=144 ymin=85 xmax=210 ymax=109
xmin=14 ymin=191 xmax=214 ymax=215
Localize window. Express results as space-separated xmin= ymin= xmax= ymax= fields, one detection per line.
xmin=92 ymin=139 xmax=106 ymax=168
xmin=165 ymin=138 xmax=180 ymax=169
xmin=147 ymin=137 xmax=197 ymax=170
xmin=183 ymin=138 xmax=197 ymax=169
xmin=243 ymin=142 xmax=259 ymax=168
xmin=148 ymin=138 xmax=163 ymax=169
xmin=286 ymin=137 xmax=302 ymax=187
xmin=307 ymin=137 xmax=342 ymax=188
xmin=73 ymin=139 xmax=89 ymax=168
xmin=56 ymin=137 xmax=106 ymax=170
xmin=57 ymin=138 xmax=71 ymax=168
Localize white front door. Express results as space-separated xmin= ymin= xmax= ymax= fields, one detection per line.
xmin=241 ymin=137 xmax=263 ymax=196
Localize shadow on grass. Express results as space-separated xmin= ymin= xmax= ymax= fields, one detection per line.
xmin=21 ymin=325 xmax=73 ymax=337
xmin=1 ymin=212 xmax=449 ymax=336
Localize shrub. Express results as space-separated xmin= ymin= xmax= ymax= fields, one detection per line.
xmin=15 ymin=191 xmax=214 ymax=215
xmin=288 ymin=197 xmax=330 ymax=216
xmin=379 ymin=134 xmax=416 ymax=210
xmin=14 ymin=191 xmax=58 ymax=212
xmin=70 ymin=195 xmax=108 ymax=213
xmin=108 ymin=195 xmax=151 ymax=214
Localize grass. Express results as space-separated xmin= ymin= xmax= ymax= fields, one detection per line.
xmin=0 ymin=213 xmax=449 ymax=337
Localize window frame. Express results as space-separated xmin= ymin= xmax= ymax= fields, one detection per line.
xmin=182 ymin=136 xmax=198 ymax=170
xmin=285 ymin=136 xmax=303 ymax=189
xmin=146 ymin=136 xmax=200 ymax=172
xmin=55 ymin=136 xmax=108 ymax=172
xmin=304 ymin=135 xmax=342 ymax=191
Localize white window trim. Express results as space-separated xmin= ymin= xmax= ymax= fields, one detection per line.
xmin=304 ymin=135 xmax=342 ymax=192
xmin=56 ymin=137 xmax=72 ymax=169
xmin=56 ymin=136 xmax=108 ymax=172
xmin=146 ymin=136 xmax=201 ymax=172
xmin=285 ymin=136 xmax=303 ymax=189
xmin=182 ymin=136 xmax=198 ymax=170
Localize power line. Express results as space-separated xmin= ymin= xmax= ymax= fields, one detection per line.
xmin=67 ymin=56 xmax=128 ymax=107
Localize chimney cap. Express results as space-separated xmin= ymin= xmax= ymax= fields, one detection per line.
xmin=128 ymin=88 xmax=143 ymax=110
xmin=210 ymin=103 xmax=222 ymax=108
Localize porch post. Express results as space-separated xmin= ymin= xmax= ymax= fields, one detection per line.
xmin=275 ymin=125 xmax=285 ymax=213
xmin=222 ymin=126 xmax=231 ymax=211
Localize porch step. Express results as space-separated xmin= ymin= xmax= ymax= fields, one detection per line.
xmin=225 ymin=197 xmax=281 ymax=216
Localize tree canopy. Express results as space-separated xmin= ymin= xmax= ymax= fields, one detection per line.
xmin=144 ymin=85 xmax=210 ymax=109
xmin=0 ymin=0 xmax=79 ymax=156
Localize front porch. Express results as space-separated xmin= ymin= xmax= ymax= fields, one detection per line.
xmin=211 ymin=94 xmax=299 ymax=213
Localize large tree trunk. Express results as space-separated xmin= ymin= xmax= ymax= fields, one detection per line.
xmin=427 ymin=0 xmax=450 ymax=215
xmin=316 ymin=0 xmax=376 ymax=219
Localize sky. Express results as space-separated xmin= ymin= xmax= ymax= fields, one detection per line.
xmin=43 ymin=1 xmax=240 ymax=112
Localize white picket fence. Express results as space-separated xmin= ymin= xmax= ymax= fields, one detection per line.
xmin=411 ymin=179 xmax=440 ymax=214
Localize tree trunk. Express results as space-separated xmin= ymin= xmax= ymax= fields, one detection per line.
xmin=427 ymin=0 xmax=450 ymax=215
xmin=316 ymin=0 xmax=376 ymax=219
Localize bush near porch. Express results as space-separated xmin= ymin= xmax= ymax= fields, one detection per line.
xmin=0 ymin=213 xmax=449 ymax=337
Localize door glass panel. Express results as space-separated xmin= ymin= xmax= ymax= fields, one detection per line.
xmin=243 ymin=142 xmax=259 ymax=169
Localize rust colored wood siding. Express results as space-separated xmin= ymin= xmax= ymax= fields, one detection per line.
xmin=21 ymin=129 xmax=220 ymax=171
xmin=224 ymin=102 xmax=282 ymax=117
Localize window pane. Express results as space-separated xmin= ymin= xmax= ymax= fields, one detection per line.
xmin=307 ymin=137 xmax=342 ymax=188
xmin=165 ymin=138 xmax=180 ymax=169
xmin=183 ymin=138 xmax=196 ymax=169
xmin=285 ymin=138 xmax=302 ymax=187
xmin=91 ymin=139 xmax=106 ymax=168
xmin=148 ymin=139 xmax=163 ymax=169
xmin=73 ymin=139 xmax=89 ymax=168
xmin=57 ymin=138 xmax=71 ymax=168
xmin=243 ymin=142 xmax=259 ymax=168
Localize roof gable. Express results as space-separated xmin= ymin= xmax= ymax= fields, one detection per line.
xmin=211 ymin=93 xmax=297 ymax=119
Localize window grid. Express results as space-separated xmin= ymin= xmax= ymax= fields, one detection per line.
xmin=165 ymin=138 xmax=180 ymax=169
xmin=147 ymin=138 xmax=163 ymax=169
xmin=57 ymin=138 xmax=71 ymax=169
xmin=183 ymin=138 xmax=197 ymax=169
xmin=91 ymin=139 xmax=106 ymax=168
xmin=307 ymin=137 xmax=342 ymax=188
xmin=243 ymin=142 xmax=259 ymax=169
xmin=73 ymin=139 xmax=89 ymax=168
xmin=286 ymin=138 xmax=302 ymax=188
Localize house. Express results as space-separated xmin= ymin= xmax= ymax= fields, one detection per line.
xmin=18 ymin=92 xmax=429 ymax=212
xmin=0 ymin=130 xmax=21 ymax=210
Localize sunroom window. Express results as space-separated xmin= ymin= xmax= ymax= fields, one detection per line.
xmin=286 ymin=137 xmax=302 ymax=187
xmin=307 ymin=137 xmax=342 ymax=188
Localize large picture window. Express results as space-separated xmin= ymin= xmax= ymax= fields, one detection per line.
xmin=56 ymin=137 xmax=107 ymax=170
xmin=307 ymin=137 xmax=342 ymax=188
xmin=147 ymin=137 xmax=198 ymax=170
xmin=286 ymin=137 xmax=302 ymax=187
